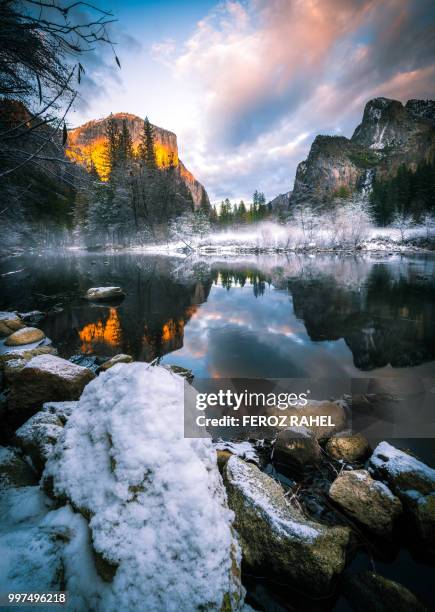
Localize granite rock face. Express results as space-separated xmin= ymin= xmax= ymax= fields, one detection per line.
xmin=290 ymin=97 xmax=435 ymax=206
xmin=67 ymin=113 xmax=209 ymax=209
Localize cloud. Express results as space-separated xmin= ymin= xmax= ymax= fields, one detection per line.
xmin=171 ymin=0 xmax=435 ymax=202
xmin=151 ymin=38 xmax=177 ymax=67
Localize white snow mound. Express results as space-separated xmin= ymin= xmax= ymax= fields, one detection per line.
xmin=44 ymin=363 xmax=244 ymax=612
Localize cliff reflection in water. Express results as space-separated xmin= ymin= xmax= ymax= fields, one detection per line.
xmin=0 ymin=252 xmax=434 ymax=375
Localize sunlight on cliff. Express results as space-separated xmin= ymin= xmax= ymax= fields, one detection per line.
xmin=79 ymin=307 xmax=122 ymax=352
xmin=67 ymin=140 xmax=179 ymax=182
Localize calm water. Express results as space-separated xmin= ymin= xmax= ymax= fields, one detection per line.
xmin=1 ymin=250 xmax=435 ymax=609
xmin=2 ymin=252 xmax=435 ymax=380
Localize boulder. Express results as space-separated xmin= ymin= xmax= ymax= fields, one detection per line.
xmin=369 ymin=442 xmax=435 ymax=497
xmin=0 ymin=345 xmax=57 ymax=367
xmin=0 ymin=446 xmax=38 ymax=488
xmin=224 ymin=455 xmax=350 ymax=596
xmin=4 ymin=327 xmax=45 ymax=346
xmin=43 ymin=364 xmax=245 ymax=610
xmin=369 ymin=442 xmax=435 ymax=550
xmin=342 ymin=571 xmax=428 ymax=612
xmin=7 ymin=355 xmax=94 ymax=426
xmin=326 ymin=432 xmax=370 ymax=462
xmin=15 ymin=402 xmax=77 ymax=473
xmin=85 ymin=286 xmax=125 ymax=301
xmin=272 ymin=426 xmax=322 ymax=474
xmin=329 ymin=470 xmax=402 ymax=537
xmin=214 ymin=441 xmax=260 ymax=473
xmin=0 ymin=312 xmax=24 ymax=337
xmin=96 ymin=354 xmax=133 ymax=373
xmin=3 ymin=358 xmax=27 ymax=384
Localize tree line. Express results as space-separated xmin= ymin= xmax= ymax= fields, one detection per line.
xmin=211 ymin=190 xmax=271 ymax=225
xmin=370 ymin=158 xmax=435 ymax=226
xmin=74 ymin=115 xmax=206 ymax=246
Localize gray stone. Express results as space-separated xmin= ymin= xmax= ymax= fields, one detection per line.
xmin=14 ymin=401 xmax=77 ymax=473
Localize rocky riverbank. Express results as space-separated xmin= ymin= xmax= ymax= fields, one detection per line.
xmin=0 ymin=308 xmax=434 ymax=610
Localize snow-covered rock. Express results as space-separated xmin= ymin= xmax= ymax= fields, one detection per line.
xmin=224 ymin=455 xmax=350 ymax=596
xmin=3 ymin=357 xmax=27 ymax=383
xmin=369 ymin=442 xmax=435 ymax=550
xmin=43 ymin=363 xmax=244 ymax=611
xmin=7 ymin=355 xmax=94 ymax=426
xmin=369 ymin=442 xmax=435 ymax=496
xmin=0 ymin=485 xmax=104 ymax=609
xmin=85 ymin=287 xmax=125 ymax=301
xmin=15 ymin=402 xmax=77 ymax=473
xmin=329 ymin=470 xmax=402 ymax=538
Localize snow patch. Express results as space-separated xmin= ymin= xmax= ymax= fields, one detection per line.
xmin=44 ymin=363 xmax=244 ymax=611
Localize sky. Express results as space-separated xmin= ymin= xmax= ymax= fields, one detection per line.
xmin=70 ymin=0 xmax=435 ymax=204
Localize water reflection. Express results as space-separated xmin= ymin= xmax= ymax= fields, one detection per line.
xmin=0 ymin=252 xmax=434 ymax=378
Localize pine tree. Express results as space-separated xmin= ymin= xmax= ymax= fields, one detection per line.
xmin=105 ymin=113 xmax=119 ymax=174
xmin=139 ymin=116 xmax=157 ymax=170
xmin=118 ymin=119 xmax=133 ymax=161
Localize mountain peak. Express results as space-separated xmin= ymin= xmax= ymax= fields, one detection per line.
xmin=67 ymin=113 xmax=208 ymax=208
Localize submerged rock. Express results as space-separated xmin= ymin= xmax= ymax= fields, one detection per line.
xmin=342 ymin=571 xmax=428 ymax=612
xmin=4 ymin=326 xmax=45 ymax=346
xmin=96 ymin=354 xmax=133 ymax=373
xmin=224 ymin=455 xmax=350 ymax=596
xmin=15 ymin=402 xmax=77 ymax=474
xmin=272 ymin=426 xmax=321 ymax=474
xmin=7 ymin=355 xmax=94 ymax=426
xmin=329 ymin=470 xmax=402 ymax=538
xmin=0 ymin=312 xmax=25 ymax=337
xmin=0 ymin=446 xmax=38 ymax=488
xmin=43 ymin=364 xmax=244 ymax=611
xmin=369 ymin=442 xmax=435 ymax=550
xmin=326 ymin=432 xmax=370 ymax=462
xmin=19 ymin=310 xmax=45 ymax=326
xmin=85 ymin=287 xmax=125 ymax=301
